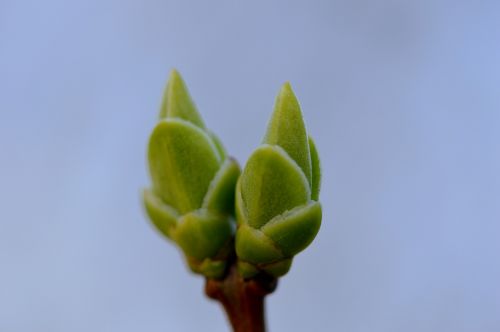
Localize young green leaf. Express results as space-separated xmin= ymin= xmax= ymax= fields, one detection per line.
xmin=235 ymin=224 xmax=284 ymax=264
xmin=240 ymin=145 xmax=310 ymax=229
xmin=308 ymin=136 xmax=321 ymax=201
xmin=261 ymin=201 xmax=322 ymax=256
xmin=175 ymin=209 xmax=232 ymax=261
xmin=148 ymin=119 xmax=221 ymax=214
xmin=143 ymin=188 xmax=179 ymax=239
xmin=202 ymin=158 xmax=240 ymax=213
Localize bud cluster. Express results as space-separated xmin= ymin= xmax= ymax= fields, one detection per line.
xmin=144 ymin=70 xmax=321 ymax=280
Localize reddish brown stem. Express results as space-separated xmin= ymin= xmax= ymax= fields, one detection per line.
xmin=205 ymin=264 xmax=277 ymax=332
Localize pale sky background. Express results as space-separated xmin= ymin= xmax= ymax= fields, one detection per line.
xmin=1 ymin=1 xmax=499 ymax=331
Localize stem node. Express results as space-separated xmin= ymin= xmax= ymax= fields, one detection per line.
xmin=205 ymin=264 xmax=277 ymax=332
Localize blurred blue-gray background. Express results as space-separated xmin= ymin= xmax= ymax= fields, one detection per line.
xmin=1 ymin=1 xmax=499 ymax=331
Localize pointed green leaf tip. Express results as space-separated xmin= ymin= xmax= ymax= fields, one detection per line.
xmin=263 ymin=82 xmax=312 ymax=185
xmin=159 ymin=69 xmax=205 ymax=128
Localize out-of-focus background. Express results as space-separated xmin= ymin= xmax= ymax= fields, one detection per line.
xmin=1 ymin=1 xmax=499 ymax=331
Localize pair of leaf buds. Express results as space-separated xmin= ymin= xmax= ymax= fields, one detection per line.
xmin=143 ymin=70 xmax=321 ymax=280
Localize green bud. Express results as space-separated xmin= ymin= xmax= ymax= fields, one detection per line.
xmin=144 ymin=70 xmax=240 ymax=278
xmin=235 ymin=83 xmax=322 ymax=278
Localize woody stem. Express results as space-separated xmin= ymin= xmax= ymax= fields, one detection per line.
xmin=205 ymin=262 xmax=277 ymax=332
